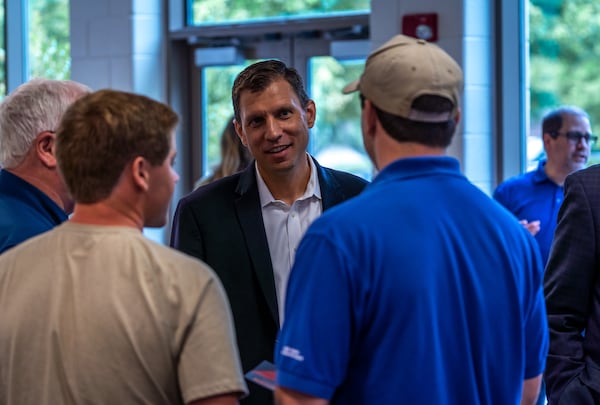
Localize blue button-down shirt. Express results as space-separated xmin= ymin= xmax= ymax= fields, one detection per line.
xmin=493 ymin=160 xmax=563 ymax=265
xmin=0 ymin=170 xmax=67 ymax=253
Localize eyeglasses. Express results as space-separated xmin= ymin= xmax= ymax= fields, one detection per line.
xmin=550 ymin=131 xmax=598 ymax=145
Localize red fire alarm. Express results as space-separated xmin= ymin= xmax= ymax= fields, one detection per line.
xmin=402 ymin=13 xmax=438 ymax=42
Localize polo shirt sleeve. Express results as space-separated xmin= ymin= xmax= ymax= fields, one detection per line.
xmin=275 ymin=231 xmax=354 ymax=400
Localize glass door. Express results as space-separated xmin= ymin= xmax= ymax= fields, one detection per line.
xmin=309 ymin=56 xmax=373 ymax=180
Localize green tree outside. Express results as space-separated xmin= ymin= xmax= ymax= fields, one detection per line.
xmin=529 ymin=0 xmax=600 ymax=163
xmin=191 ymin=0 xmax=369 ymax=24
xmin=29 ymin=0 xmax=70 ymax=80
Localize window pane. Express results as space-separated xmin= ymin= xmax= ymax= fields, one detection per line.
xmin=529 ymin=0 xmax=600 ymax=168
xmin=309 ymin=56 xmax=372 ymax=180
xmin=189 ymin=0 xmax=369 ymax=25
xmin=28 ymin=0 xmax=70 ymax=79
xmin=203 ymin=64 xmax=249 ymax=179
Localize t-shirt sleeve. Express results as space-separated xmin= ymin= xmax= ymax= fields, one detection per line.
xmin=275 ymin=232 xmax=354 ymax=400
xmin=178 ymin=273 xmax=248 ymax=403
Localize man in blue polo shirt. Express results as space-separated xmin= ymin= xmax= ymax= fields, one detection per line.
xmin=494 ymin=106 xmax=592 ymax=405
xmin=0 ymin=79 xmax=90 ymax=253
xmin=275 ymin=34 xmax=547 ymax=405
xmin=494 ymin=106 xmax=593 ymax=266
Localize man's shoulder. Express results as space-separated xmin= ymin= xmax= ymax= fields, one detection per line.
xmin=0 ymin=225 xmax=217 ymax=282
xmin=0 ymin=193 xmax=23 ymax=218
xmin=493 ymin=169 xmax=542 ymax=201
xmin=564 ymin=164 xmax=600 ymax=198
xmin=178 ymin=172 xmax=243 ymax=207
xmin=0 ymin=192 xmax=49 ymax=217
xmin=570 ymin=163 xmax=600 ymax=181
xmin=0 ymin=225 xmax=58 ymax=265
xmin=497 ymin=169 xmax=537 ymax=189
xmin=149 ymin=240 xmax=218 ymax=278
xmin=0 ymin=197 xmax=60 ymax=254
xmin=317 ymin=164 xmax=369 ymax=192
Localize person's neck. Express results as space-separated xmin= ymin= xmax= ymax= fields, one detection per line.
xmin=376 ymin=141 xmax=446 ymax=171
xmin=258 ymin=155 xmax=311 ymax=205
xmin=70 ymin=199 xmax=143 ymax=230
xmin=7 ymin=165 xmax=70 ymax=213
xmin=543 ymin=161 xmax=569 ymax=186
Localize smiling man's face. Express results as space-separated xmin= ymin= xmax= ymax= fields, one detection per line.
xmin=234 ymin=78 xmax=316 ymax=179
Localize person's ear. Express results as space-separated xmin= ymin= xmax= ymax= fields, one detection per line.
xmin=542 ymin=132 xmax=553 ymax=150
xmin=364 ymin=99 xmax=377 ymax=138
xmin=453 ymin=108 xmax=461 ymax=126
xmin=131 ymin=156 xmax=150 ymax=191
xmin=35 ymin=131 xmax=57 ymax=168
xmin=305 ymin=99 xmax=316 ymax=128
xmin=233 ymin=119 xmax=248 ymax=147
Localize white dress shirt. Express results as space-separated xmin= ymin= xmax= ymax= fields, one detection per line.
xmin=256 ymin=155 xmax=322 ymax=325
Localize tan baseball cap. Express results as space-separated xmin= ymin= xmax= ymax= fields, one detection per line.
xmin=343 ymin=34 xmax=463 ymax=123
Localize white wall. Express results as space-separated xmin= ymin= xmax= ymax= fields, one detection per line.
xmin=371 ymin=0 xmax=494 ymax=193
xmin=70 ymin=0 xmax=167 ymax=102
xmin=69 ymin=0 xmax=169 ymax=242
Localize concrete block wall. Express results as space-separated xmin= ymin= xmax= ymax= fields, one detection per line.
xmin=371 ymin=0 xmax=494 ymax=194
xmin=69 ymin=0 xmax=168 ymax=241
xmin=69 ymin=0 xmax=166 ymax=102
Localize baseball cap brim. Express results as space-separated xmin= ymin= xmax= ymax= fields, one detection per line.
xmin=342 ymin=80 xmax=359 ymax=94
xmin=340 ymin=35 xmax=463 ymax=123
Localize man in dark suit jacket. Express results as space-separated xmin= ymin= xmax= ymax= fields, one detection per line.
xmin=170 ymin=60 xmax=367 ymax=405
xmin=544 ymin=164 xmax=600 ymax=404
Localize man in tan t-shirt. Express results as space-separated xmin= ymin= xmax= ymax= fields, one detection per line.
xmin=0 ymin=89 xmax=248 ymax=404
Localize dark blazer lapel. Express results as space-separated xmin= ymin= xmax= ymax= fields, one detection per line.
xmin=312 ymin=156 xmax=346 ymax=210
xmin=234 ymin=165 xmax=279 ymax=324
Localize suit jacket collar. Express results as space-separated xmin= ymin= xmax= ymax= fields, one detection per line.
xmin=313 ymin=157 xmax=347 ymax=210
xmin=234 ymin=163 xmax=279 ymax=324
xmin=236 ymin=156 xmax=346 ymax=207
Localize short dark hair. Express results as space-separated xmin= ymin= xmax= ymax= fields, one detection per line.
xmin=371 ymin=95 xmax=457 ymax=147
xmin=542 ymin=106 xmax=590 ymax=136
xmin=232 ymin=60 xmax=310 ymax=123
xmin=56 ymin=89 xmax=179 ymax=204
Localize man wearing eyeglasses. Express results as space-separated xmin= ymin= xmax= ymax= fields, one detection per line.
xmin=494 ymin=106 xmax=593 ymax=405
xmin=275 ymin=35 xmax=547 ymax=405
xmin=494 ymin=106 xmax=593 ymax=266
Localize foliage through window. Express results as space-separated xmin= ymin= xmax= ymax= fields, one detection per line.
xmin=29 ymin=0 xmax=70 ymax=80
xmin=203 ymin=64 xmax=250 ymax=175
xmin=309 ymin=57 xmax=372 ymax=179
xmin=529 ymin=0 xmax=600 ymax=165
xmin=189 ymin=0 xmax=369 ymax=25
